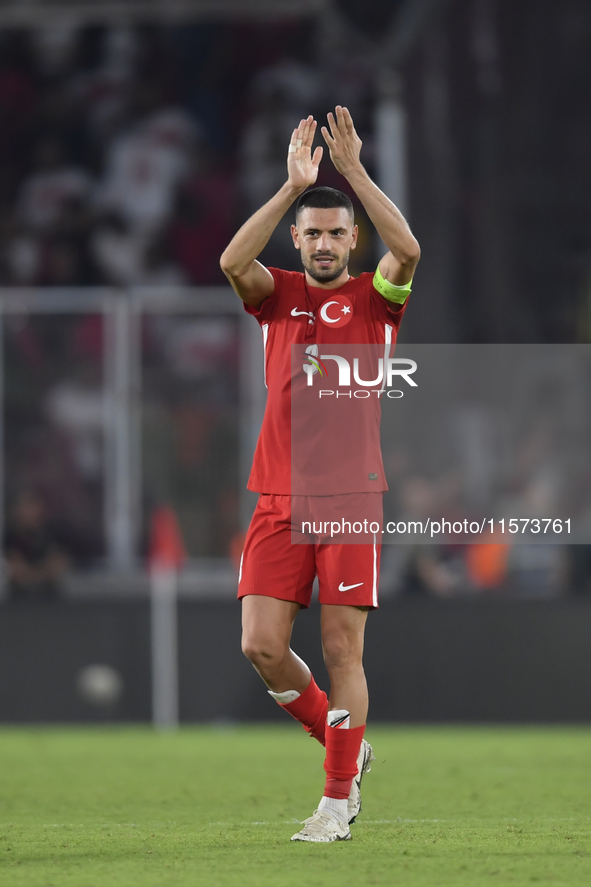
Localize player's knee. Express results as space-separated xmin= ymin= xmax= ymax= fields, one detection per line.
xmin=241 ymin=633 xmax=284 ymax=669
xmin=322 ymin=633 xmax=361 ymax=671
xmin=241 ymin=636 xmax=264 ymax=666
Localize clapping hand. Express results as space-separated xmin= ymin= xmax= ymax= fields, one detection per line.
xmin=321 ymin=106 xmax=363 ymax=178
xmin=287 ymin=116 xmax=324 ymax=190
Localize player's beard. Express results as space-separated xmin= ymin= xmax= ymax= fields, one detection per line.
xmin=302 ymin=251 xmax=349 ymax=283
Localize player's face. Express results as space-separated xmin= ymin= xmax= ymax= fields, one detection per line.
xmin=291 ymin=207 xmax=358 ymax=283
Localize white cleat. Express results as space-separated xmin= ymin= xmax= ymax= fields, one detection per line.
xmin=347 ymin=738 xmax=375 ymax=825
xmin=291 ymin=809 xmax=351 ymax=843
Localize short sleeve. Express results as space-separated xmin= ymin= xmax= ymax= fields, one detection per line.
xmin=379 ymin=293 xmax=409 ymax=331
xmin=242 ymin=267 xmax=283 ymax=325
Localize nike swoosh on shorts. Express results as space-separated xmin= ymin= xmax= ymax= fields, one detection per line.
xmin=338 ymin=582 xmax=364 ymax=592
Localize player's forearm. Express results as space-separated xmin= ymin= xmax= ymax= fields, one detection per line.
xmin=220 ymin=182 xmax=304 ymax=277
xmin=345 ymin=166 xmax=420 ymax=267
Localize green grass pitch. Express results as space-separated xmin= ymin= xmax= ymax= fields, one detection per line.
xmin=1 ymin=725 xmax=590 ymax=886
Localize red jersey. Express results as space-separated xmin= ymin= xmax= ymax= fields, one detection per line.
xmin=245 ymin=267 xmax=408 ymax=494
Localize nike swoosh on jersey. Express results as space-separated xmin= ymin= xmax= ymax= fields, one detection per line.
xmin=291 ymin=308 xmax=315 ymax=319
xmin=338 ymin=582 xmax=364 ymax=592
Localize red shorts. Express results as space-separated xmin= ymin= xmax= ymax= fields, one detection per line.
xmin=238 ymin=493 xmax=382 ymax=609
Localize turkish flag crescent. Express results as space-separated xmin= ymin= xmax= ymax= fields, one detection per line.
xmin=148 ymin=505 xmax=187 ymax=571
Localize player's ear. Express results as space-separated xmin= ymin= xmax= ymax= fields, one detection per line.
xmin=291 ymin=224 xmax=301 ymax=250
xmin=350 ymin=223 xmax=358 ymax=250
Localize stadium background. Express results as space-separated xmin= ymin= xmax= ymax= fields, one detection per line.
xmin=1 ymin=0 xmax=591 ymax=723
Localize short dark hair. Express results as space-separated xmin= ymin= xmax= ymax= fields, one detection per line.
xmin=295 ymin=186 xmax=354 ymax=222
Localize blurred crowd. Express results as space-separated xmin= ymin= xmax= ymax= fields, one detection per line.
xmin=377 ymin=346 xmax=591 ymax=600
xmin=0 ymin=25 xmax=235 ymax=287
xmin=0 ymin=20 xmax=376 ymax=288
xmin=380 ymin=480 xmax=591 ymax=601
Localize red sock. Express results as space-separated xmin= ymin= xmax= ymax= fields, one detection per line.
xmin=323 ymin=724 xmax=365 ymax=799
xmin=278 ymin=675 xmax=328 ymax=745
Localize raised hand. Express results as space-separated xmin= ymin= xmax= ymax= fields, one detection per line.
xmin=321 ymin=106 xmax=363 ymax=178
xmin=287 ymin=115 xmax=323 ymax=190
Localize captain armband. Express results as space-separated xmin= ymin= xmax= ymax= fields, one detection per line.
xmin=373 ymin=265 xmax=412 ymax=305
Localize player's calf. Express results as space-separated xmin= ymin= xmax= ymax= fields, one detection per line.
xmin=268 ymin=674 xmax=328 ymax=745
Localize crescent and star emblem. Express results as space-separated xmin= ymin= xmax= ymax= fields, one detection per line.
xmin=318 ymin=296 xmax=353 ymax=328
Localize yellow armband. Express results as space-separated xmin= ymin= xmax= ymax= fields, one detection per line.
xmin=373 ymin=265 xmax=412 ymax=304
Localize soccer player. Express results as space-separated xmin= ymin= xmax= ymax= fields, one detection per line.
xmin=220 ymin=107 xmax=420 ymax=842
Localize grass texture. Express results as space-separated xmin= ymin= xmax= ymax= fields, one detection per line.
xmin=0 ymin=724 xmax=590 ymax=886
